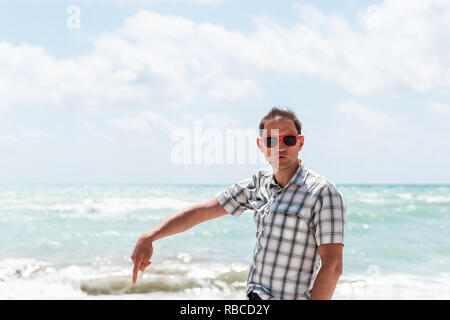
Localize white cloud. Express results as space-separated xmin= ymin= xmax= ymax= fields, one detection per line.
xmin=108 ymin=111 xmax=241 ymax=135
xmin=20 ymin=131 xmax=50 ymax=140
xmin=0 ymin=101 xmax=7 ymax=111
xmin=182 ymin=113 xmax=242 ymax=130
xmin=107 ymin=116 xmax=153 ymax=134
xmin=60 ymin=0 xmax=450 ymax=95
xmin=337 ymin=101 xmax=395 ymax=133
xmin=107 ymin=111 xmax=178 ymax=134
xmin=0 ymin=130 xmax=50 ymax=145
xmin=206 ymin=78 xmax=262 ymax=103
xmin=334 ymin=100 xmax=420 ymax=150
xmin=288 ymin=0 xmax=450 ymax=93
xmin=1 ymin=0 xmax=449 ymax=113
xmin=0 ymin=10 xmax=261 ymax=110
xmin=428 ymin=101 xmax=450 ymax=127
xmin=112 ymin=0 xmax=222 ymax=5
xmin=107 ymin=111 xmax=244 ymax=154
xmin=142 ymin=112 xmax=178 ymax=132
xmin=77 ymin=120 xmax=115 ymax=143
xmin=0 ymin=134 xmax=17 ymax=145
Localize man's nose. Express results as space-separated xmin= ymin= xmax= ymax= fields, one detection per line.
xmin=277 ymin=142 xmax=287 ymax=152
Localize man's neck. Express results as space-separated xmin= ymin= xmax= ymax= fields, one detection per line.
xmin=273 ymin=159 xmax=301 ymax=188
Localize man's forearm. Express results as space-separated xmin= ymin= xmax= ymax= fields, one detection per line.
xmin=143 ymin=206 xmax=201 ymax=243
xmin=309 ymin=265 xmax=342 ymax=300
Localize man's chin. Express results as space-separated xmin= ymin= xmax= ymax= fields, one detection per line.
xmin=271 ymin=158 xmax=291 ymax=170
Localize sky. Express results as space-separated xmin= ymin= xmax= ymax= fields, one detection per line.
xmin=0 ymin=0 xmax=449 ymax=185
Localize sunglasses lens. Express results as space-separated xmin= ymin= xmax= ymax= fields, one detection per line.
xmin=264 ymin=137 xmax=278 ymax=147
xmin=283 ymin=135 xmax=297 ymax=146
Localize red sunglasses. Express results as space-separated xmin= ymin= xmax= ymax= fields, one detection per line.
xmin=260 ymin=134 xmax=301 ymax=148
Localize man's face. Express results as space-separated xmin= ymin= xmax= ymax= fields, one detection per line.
xmin=257 ymin=118 xmax=304 ymax=171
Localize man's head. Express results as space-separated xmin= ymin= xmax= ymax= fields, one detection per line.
xmin=257 ymin=107 xmax=304 ymax=171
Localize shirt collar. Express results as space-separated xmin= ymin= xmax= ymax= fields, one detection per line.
xmin=269 ymin=159 xmax=306 ymax=188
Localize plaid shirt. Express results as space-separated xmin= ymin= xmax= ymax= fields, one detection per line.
xmin=215 ymin=159 xmax=346 ymax=300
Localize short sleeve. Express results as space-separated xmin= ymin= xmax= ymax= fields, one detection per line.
xmin=215 ymin=173 xmax=259 ymax=217
xmin=313 ymin=183 xmax=346 ymax=247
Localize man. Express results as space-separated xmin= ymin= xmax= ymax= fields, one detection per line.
xmin=130 ymin=107 xmax=346 ymax=300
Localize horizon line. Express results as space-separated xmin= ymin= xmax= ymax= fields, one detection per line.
xmin=0 ymin=183 xmax=449 ymax=187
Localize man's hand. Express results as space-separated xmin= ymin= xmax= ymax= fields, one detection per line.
xmin=130 ymin=235 xmax=154 ymax=284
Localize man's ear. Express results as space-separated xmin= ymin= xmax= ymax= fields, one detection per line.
xmin=256 ymin=138 xmax=265 ymax=153
xmin=298 ymin=136 xmax=304 ymax=150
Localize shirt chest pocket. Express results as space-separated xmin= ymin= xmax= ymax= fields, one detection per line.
xmin=280 ymin=203 xmax=312 ymax=219
xmin=282 ymin=204 xmax=313 ymax=232
xmin=248 ymin=199 xmax=268 ymax=211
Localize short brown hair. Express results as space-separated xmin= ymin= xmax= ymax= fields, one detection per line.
xmin=259 ymin=107 xmax=302 ymax=137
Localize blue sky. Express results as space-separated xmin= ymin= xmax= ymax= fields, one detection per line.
xmin=0 ymin=0 xmax=449 ymax=185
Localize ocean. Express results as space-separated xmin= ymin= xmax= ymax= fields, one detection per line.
xmin=1 ymin=184 xmax=449 ymax=300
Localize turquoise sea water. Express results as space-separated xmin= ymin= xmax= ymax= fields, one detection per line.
xmin=1 ymin=184 xmax=449 ymax=299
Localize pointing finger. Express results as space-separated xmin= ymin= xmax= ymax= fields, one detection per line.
xmin=132 ymin=259 xmax=141 ymax=284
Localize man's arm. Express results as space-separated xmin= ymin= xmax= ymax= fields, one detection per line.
xmin=309 ymin=243 xmax=343 ymax=300
xmin=130 ymin=197 xmax=228 ymax=284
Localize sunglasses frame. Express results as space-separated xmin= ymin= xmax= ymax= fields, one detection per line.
xmin=260 ymin=134 xmax=302 ymax=148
